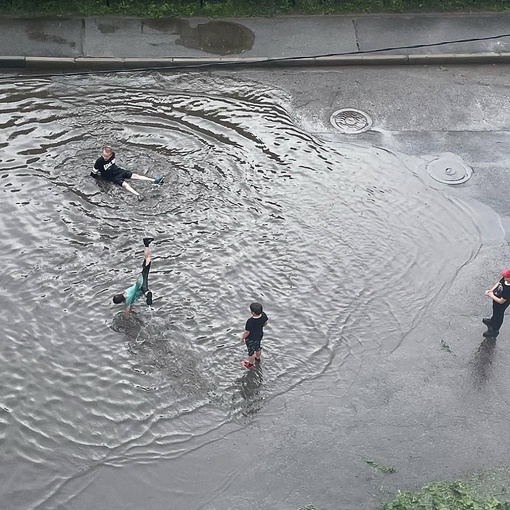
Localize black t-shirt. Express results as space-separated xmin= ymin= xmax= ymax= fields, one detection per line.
xmin=245 ymin=312 xmax=268 ymax=343
xmin=93 ymin=152 xmax=121 ymax=177
xmin=494 ymin=278 xmax=510 ymax=302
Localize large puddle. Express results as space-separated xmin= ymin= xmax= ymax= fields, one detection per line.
xmin=0 ymin=72 xmax=482 ymax=508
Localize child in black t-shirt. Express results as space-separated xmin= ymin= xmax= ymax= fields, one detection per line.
xmin=483 ymin=268 xmax=510 ymax=338
xmin=240 ymin=302 xmax=268 ymax=369
xmin=91 ymin=145 xmax=164 ymax=201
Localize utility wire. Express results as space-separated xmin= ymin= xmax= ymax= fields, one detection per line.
xmin=2 ymin=31 xmax=510 ymax=80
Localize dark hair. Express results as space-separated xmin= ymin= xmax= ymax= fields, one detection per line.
xmin=113 ymin=293 xmax=126 ymax=304
xmin=250 ymin=302 xmax=263 ymax=315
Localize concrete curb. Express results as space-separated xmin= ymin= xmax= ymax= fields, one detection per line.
xmin=2 ymin=52 xmax=510 ymax=71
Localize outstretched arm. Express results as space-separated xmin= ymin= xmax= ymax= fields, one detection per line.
xmin=485 ymin=290 xmax=507 ymax=305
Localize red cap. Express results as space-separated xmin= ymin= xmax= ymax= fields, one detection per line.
xmin=501 ymin=269 xmax=510 ymax=278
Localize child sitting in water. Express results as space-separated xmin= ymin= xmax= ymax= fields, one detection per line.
xmin=91 ymin=145 xmax=164 ymax=201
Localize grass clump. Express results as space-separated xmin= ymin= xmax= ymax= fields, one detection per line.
xmin=366 ymin=458 xmax=397 ymax=474
xmin=384 ymin=480 xmax=510 ymax=510
xmin=440 ymin=339 xmax=455 ymax=355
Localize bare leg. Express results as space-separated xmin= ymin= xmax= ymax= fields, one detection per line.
xmin=243 ymin=346 xmax=256 ymax=367
xmin=122 ymin=181 xmax=141 ymax=197
xmin=131 ymin=173 xmax=156 ymax=182
xmin=254 ymin=350 xmax=261 ymax=361
xmin=143 ymin=245 xmax=151 ymax=265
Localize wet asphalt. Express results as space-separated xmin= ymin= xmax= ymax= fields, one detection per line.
xmin=2 ymin=12 xmax=510 ymax=510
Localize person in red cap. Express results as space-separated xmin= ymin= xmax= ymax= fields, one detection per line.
xmin=483 ymin=269 xmax=510 ymax=338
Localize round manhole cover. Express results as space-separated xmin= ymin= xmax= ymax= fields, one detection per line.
xmin=330 ymin=108 xmax=372 ymax=134
xmin=426 ymin=157 xmax=472 ymax=185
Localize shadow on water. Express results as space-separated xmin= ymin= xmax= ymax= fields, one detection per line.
xmin=231 ymin=363 xmax=265 ymax=418
xmin=113 ymin=313 xmax=217 ymax=397
xmin=470 ymin=337 xmax=497 ymax=388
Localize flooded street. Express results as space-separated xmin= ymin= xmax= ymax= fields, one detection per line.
xmin=1 ymin=67 xmax=510 ymax=510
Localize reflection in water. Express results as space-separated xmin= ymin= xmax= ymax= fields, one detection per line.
xmin=144 ymin=18 xmax=255 ymax=55
xmin=232 ymin=364 xmax=265 ymax=417
xmin=470 ymin=338 xmax=497 ymax=388
xmin=0 ymin=72 xmax=482 ymax=509
xmin=111 ymin=310 xmax=147 ymax=338
xmin=176 ymin=20 xmax=255 ymax=55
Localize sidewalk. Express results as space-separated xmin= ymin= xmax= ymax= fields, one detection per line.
xmin=2 ymin=12 xmax=510 ymax=70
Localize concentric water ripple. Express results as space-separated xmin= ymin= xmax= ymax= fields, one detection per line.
xmin=0 ymin=72 xmax=480 ymax=508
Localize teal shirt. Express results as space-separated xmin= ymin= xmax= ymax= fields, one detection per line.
xmin=125 ymin=274 xmax=143 ymax=305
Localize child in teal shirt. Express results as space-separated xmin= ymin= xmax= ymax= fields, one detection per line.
xmin=113 ymin=237 xmax=155 ymax=317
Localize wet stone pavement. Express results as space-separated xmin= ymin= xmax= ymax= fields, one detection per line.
xmin=3 ymin=13 xmax=510 ymax=61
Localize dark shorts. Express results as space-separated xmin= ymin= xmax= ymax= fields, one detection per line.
xmin=246 ymin=339 xmax=262 ymax=356
xmin=104 ymin=167 xmax=132 ymax=186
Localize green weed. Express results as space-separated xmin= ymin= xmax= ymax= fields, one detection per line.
xmin=384 ymin=479 xmax=510 ymax=510
xmin=440 ymin=339 xmax=455 ymax=355
xmin=366 ymin=458 xmax=397 ymax=473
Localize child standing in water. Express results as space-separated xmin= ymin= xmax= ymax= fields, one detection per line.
xmin=240 ymin=302 xmax=268 ymax=369
xmin=483 ymin=268 xmax=510 ymax=338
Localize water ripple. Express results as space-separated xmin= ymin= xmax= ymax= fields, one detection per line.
xmin=0 ymin=72 xmax=481 ymax=509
